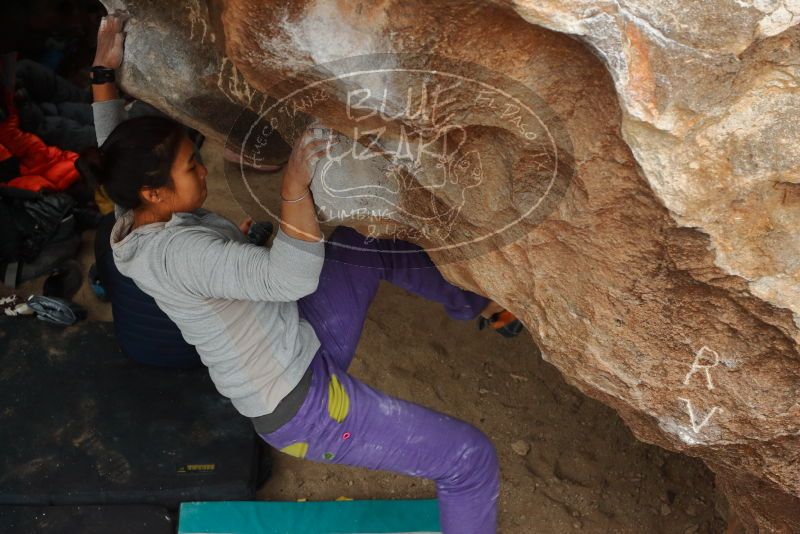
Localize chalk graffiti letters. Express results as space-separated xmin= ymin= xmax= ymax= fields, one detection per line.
xmin=683 ymin=345 xmax=719 ymax=390
xmin=186 ymin=0 xmax=211 ymax=44
xmin=217 ymin=57 xmax=257 ymax=106
xmin=676 ymin=345 xmax=725 ymax=437
xmin=677 ymin=397 xmax=722 ymax=433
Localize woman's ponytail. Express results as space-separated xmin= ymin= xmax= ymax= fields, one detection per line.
xmin=75 ymin=146 xmax=108 ymax=191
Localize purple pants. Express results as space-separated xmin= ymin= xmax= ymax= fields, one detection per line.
xmin=257 ymin=226 xmax=499 ymax=534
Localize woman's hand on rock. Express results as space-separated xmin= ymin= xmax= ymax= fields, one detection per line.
xmin=93 ymin=11 xmax=129 ymax=69
xmin=281 ymin=128 xmax=334 ymax=198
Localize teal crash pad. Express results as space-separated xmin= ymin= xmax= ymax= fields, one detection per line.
xmin=178 ymin=499 xmax=441 ymax=534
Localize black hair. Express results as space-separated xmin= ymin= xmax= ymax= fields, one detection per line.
xmin=76 ymin=115 xmax=187 ymax=210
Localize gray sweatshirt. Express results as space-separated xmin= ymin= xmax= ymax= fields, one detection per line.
xmin=95 ymin=99 xmax=325 ymax=417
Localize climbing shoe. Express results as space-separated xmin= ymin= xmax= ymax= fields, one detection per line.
xmin=478 ymin=309 xmax=524 ymax=338
xmin=88 ymin=264 xmax=109 ymax=302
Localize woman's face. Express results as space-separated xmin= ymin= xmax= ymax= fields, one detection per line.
xmin=159 ymin=135 xmax=208 ymax=213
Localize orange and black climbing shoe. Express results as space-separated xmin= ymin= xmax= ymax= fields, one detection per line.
xmin=478 ymin=309 xmax=524 ymax=338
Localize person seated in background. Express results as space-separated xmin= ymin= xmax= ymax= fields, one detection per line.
xmin=0 ymin=1 xmax=106 ymax=152
xmin=12 ymin=57 xmax=97 ymax=153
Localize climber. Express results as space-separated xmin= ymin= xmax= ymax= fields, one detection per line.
xmin=81 ymin=12 xmax=525 ymax=534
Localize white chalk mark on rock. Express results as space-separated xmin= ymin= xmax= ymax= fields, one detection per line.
xmin=186 ymin=0 xmax=209 ymax=44
xmin=683 ymin=345 xmax=719 ymax=390
xmin=678 ymin=397 xmax=722 ymax=433
xmin=217 ymin=56 xmax=256 ymax=106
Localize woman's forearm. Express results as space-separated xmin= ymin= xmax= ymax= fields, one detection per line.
xmin=279 ymin=183 xmax=322 ymax=242
xmin=92 ymin=80 xmax=118 ymax=103
xmin=278 ymin=130 xmax=330 ymax=242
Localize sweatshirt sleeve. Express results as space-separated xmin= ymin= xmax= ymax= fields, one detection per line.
xmin=163 ymin=226 xmax=325 ymax=302
xmin=92 ymin=99 xmax=127 ymax=146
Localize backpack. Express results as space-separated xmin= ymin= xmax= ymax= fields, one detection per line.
xmin=0 ymin=186 xmax=78 ymax=287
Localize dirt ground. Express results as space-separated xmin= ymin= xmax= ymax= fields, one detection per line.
xmin=8 ymin=139 xmax=727 ymax=533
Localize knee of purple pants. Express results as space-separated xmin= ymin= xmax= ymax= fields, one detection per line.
xmin=443 ymin=426 xmax=499 ymax=490
xmin=444 ymin=293 xmax=491 ymax=321
xmin=437 ymin=426 xmax=499 ymax=533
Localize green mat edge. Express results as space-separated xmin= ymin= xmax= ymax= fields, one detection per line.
xmin=178 ymin=499 xmax=441 ymax=534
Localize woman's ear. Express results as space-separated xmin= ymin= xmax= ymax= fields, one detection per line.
xmin=139 ymin=187 xmax=163 ymax=205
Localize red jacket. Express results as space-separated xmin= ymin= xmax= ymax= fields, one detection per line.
xmin=0 ymin=91 xmax=80 ymax=192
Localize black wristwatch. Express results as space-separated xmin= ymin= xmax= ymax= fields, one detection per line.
xmin=90 ymin=65 xmax=115 ymax=85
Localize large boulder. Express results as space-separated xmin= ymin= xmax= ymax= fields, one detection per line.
xmin=102 ymin=0 xmax=800 ymax=530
